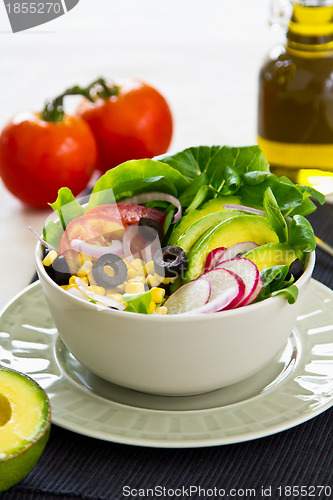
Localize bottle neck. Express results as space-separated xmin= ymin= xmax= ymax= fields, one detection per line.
xmin=287 ymin=2 xmax=333 ymax=56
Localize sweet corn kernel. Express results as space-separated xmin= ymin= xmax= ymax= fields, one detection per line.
xmin=127 ymin=276 xmax=146 ymax=285
xmin=77 ymin=260 xmax=93 ymax=278
xmin=150 ymin=287 xmax=165 ymax=303
xmin=89 ymin=285 xmax=105 ymax=296
xmin=125 ymin=282 xmax=145 ymax=294
xmin=131 ymin=258 xmax=146 ymax=270
xmin=42 ymin=250 xmax=57 ymax=267
xmin=87 ymin=270 xmax=97 ymax=286
xmin=149 ymin=301 xmax=156 ymax=314
xmin=154 ymin=274 xmax=176 ymax=285
xmin=145 ymin=261 xmax=155 ymax=276
xmin=127 ymin=267 xmax=145 ymax=279
xmin=69 ymin=276 xmax=76 ymax=285
xmin=146 ymin=274 xmax=161 ymax=288
xmin=155 ymin=306 xmax=168 ymax=315
xmin=106 ymin=292 xmax=123 ymax=302
xmin=79 ymin=253 xmax=91 ymax=265
xmin=116 ymin=281 xmax=127 ymax=292
xmin=104 ymin=265 xmax=115 ymax=277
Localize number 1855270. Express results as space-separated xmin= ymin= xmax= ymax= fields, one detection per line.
xmin=5 ymin=3 xmax=62 ymax=14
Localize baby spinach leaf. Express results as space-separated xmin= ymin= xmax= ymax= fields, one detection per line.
xmin=185 ymin=185 xmax=211 ymax=213
xmin=88 ymin=159 xmax=190 ymax=209
xmin=256 ymin=265 xmax=296 ymax=303
xmin=288 ymin=215 xmax=316 ymax=252
xmin=179 ymin=172 xmax=209 ymax=208
xmin=271 ymin=285 xmax=299 ymax=304
xmin=263 ymin=187 xmax=288 ymax=243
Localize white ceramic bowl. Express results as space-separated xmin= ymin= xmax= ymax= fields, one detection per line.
xmin=36 ymin=243 xmax=315 ymax=395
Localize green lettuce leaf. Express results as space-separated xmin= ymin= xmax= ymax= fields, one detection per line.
xmin=124 ymin=290 xmax=153 ymax=314
xmin=50 ymin=187 xmax=85 ymax=230
xmin=88 ymin=159 xmax=190 ymax=209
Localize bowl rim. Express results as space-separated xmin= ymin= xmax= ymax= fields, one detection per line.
xmin=35 ymin=241 xmax=315 ymax=322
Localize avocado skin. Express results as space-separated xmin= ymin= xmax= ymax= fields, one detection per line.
xmin=185 ymin=215 xmax=279 ymax=281
xmin=0 ymin=367 xmax=51 ymax=492
xmin=174 ymin=210 xmax=243 ymax=254
xmin=244 ymin=243 xmax=302 ymax=272
xmin=169 ymin=196 xmax=241 ymax=245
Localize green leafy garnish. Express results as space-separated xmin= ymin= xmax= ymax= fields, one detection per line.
xmin=43 ymin=220 xmax=63 ymax=250
xmin=263 ymin=187 xmax=288 ymax=243
xmin=50 ymin=187 xmax=85 ymax=230
xmin=88 ymin=159 xmax=189 ymax=209
xmin=288 ymin=215 xmax=317 ymax=252
xmin=124 ymin=290 xmax=153 ymax=314
xmin=256 ymin=265 xmax=298 ymax=304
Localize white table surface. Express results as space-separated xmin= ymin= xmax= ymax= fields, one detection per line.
xmin=0 ymin=0 xmax=281 ymax=310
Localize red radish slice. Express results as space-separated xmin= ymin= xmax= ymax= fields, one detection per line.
xmin=164 ymin=279 xmax=211 ymax=314
xmin=215 ymin=258 xmax=259 ymax=307
xmin=188 ymin=268 xmax=245 ymax=314
xmin=242 ymin=274 xmax=263 ymax=306
xmin=204 ymin=247 xmax=227 ymax=272
xmin=216 ymin=241 xmax=259 ymax=264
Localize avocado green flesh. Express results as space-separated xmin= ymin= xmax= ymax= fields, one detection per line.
xmin=186 ymin=215 xmax=279 ymax=281
xmin=175 ymin=210 xmax=243 ymax=254
xmin=0 ymin=367 xmax=50 ymax=492
xmin=169 ymin=195 xmax=241 ymax=245
xmin=244 ymin=243 xmax=301 ymax=272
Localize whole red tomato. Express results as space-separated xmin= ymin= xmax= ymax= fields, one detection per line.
xmin=77 ymin=80 xmax=173 ymax=172
xmin=0 ymin=112 xmax=97 ymax=208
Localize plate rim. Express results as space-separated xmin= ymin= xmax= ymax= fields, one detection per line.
xmin=1 ymin=279 xmax=333 ymax=448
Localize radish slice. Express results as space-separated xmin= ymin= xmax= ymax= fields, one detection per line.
xmin=70 ymin=239 xmax=123 ymax=258
xmin=223 ymin=204 xmax=265 ymax=217
xmin=242 ymin=274 xmax=263 ymax=306
xmin=120 ymin=192 xmax=182 ymax=223
xmin=215 ymin=258 xmax=259 ymax=307
xmin=216 ymin=241 xmax=259 ymax=264
xmin=164 ymin=279 xmax=211 ymax=314
xmin=187 ymin=268 xmax=245 ymax=314
xmin=204 ymin=247 xmax=227 ymax=271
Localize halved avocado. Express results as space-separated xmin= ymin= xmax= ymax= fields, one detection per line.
xmin=175 ymin=210 xmax=243 ymax=254
xmin=169 ymin=196 xmax=241 ymax=245
xmin=0 ymin=366 xmax=51 ymax=492
xmin=186 ymin=215 xmax=279 ymax=281
xmin=243 ymin=243 xmax=302 ymax=272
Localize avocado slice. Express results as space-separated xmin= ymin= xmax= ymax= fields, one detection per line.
xmin=169 ymin=195 xmax=241 ymax=245
xmin=243 ymin=243 xmax=302 ymax=272
xmin=0 ymin=366 xmax=51 ymax=492
xmin=186 ymin=215 xmax=279 ymax=281
xmin=175 ymin=210 xmax=243 ymax=254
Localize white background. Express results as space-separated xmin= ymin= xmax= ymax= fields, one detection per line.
xmin=0 ymin=0 xmax=282 ymax=309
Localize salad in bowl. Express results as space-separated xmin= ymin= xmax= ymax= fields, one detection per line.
xmin=34 ymin=145 xmax=320 ymax=394
xmin=36 ymin=145 xmax=322 ymax=316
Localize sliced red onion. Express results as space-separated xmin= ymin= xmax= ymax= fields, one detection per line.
xmin=120 ymin=192 xmax=182 ymax=223
xmin=70 ymin=239 xmax=123 ymax=258
xmin=29 ymin=226 xmax=55 ymax=251
xmin=223 ymin=204 xmax=265 ymax=217
xmin=74 ymin=278 xmax=125 ymax=310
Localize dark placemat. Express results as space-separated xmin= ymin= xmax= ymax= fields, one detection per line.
xmin=2 ymin=203 xmax=333 ymax=500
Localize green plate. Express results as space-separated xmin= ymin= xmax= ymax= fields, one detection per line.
xmin=0 ymin=280 xmax=333 ymax=448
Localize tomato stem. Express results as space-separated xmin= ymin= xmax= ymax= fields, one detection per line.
xmin=41 ymin=78 xmax=120 ymax=122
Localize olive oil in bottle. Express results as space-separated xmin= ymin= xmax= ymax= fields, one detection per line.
xmin=258 ymin=0 xmax=333 ymax=194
